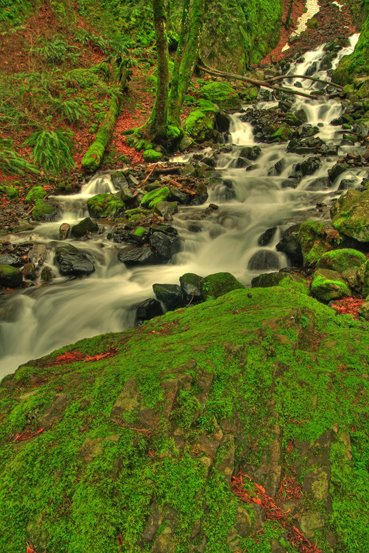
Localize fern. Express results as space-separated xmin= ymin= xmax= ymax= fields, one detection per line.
xmin=51 ymin=98 xmax=88 ymax=123
xmin=32 ymin=37 xmax=80 ymax=65
xmin=25 ymin=130 xmax=75 ymax=175
xmin=0 ymin=139 xmax=39 ymax=175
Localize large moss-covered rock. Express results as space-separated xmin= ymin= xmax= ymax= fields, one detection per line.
xmin=184 ymin=107 xmax=216 ymax=143
xmin=317 ymin=248 xmax=366 ymax=273
xmin=311 ymin=268 xmax=351 ymax=302
xmin=31 ymin=199 xmax=58 ymax=221
xmin=201 ymin=81 xmax=241 ymax=110
xmin=331 ymin=189 xmax=369 ymax=242
xmin=25 ymin=185 xmax=46 ymax=204
xmin=0 ymin=264 xmax=22 ymax=287
xmin=1 ymin=286 xmax=369 ymax=552
xmin=141 ymin=187 xmax=171 ymax=209
xmin=87 ymin=193 xmax=125 ymax=218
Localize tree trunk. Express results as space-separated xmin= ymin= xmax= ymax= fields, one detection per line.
xmin=149 ymin=0 xmax=170 ymax=140
xmin=169 ymin=0 xmax=204 ymax=126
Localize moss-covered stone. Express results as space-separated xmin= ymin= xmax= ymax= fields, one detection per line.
xmin=141 ymin=186 xmax=170 ymax=209
xmin=298 ymin=220 xmax=342 ymax=266
xmin=0 ymin=264 xmax=22 ymax=287
xmin=25 ymin=186 xmax=46 ymax=204
xmin=357 ymin=260 xmax=369 ymax=297
xmin=333 ymin=14 xmax=369 ymax=85
xmin=31 ymin=199 xmax=57 ymax=221
xmin=87 ymin=193 xmax=125 ymax=218
xmin=201 ymin=271 xmax=244 ymax=299
xmin=142 ymin=149 xmax=163 ymax=162
xmin=1 ymin=286 xmax=369 ymax=551
xmin=331 ymin=189 xmax=369 ymax=242
xmin=311 ymin=268 xmax=351 ymax=302
xmin=201 ymin=81 xmax=241 ymax=110
xmin=317 ymin=248 xmax=366 ymax=273
xmin=184 ymin=108 xmax=216 ymax=143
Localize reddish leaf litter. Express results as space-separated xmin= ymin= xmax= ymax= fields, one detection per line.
xmin=26 ymin=545 xmax=38 ymax=553
xmin=277 ymin=475 xmax=303 ymax=501
xmin=261 ymin=0 xmax=357 ymax=65
xmin=54 ymin=349 xmax=117 ymax=365
xmin=231 ymin=471 xmax=322 ymax=553
xmin=14 ymin=428 xmax=45 ymax=442
xmin=330 ymin=297 xmax=365 ymax=319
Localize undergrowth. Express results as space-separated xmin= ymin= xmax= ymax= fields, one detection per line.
xmin=25 ymin=130 xmax=75 ymax=174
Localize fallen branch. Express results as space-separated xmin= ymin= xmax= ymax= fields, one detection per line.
xmin=199 ymin=64 xmax=320 ymax=100
xmin=267 ymin=74 xmax=343 ymax=89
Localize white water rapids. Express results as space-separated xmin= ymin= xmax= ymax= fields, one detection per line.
xmin=0 ymin=36 xmax=364 ymax=378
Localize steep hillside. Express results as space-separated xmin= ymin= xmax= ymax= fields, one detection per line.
xmin=1 ymin=284 xmax=369 ymax=552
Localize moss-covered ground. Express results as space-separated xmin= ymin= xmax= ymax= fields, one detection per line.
xmin=1 ymin=284 xmax=369 ymax=552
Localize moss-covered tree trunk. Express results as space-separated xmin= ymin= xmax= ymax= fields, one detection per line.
xmin=149 ymin=0 xmax=170 ymax=141
xmin=169 ymin=0 xmax=205 ymax=126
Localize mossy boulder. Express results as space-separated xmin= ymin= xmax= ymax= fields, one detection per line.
xmin=331 ymin=189 xmax=369 ymax=242
xmin=71 ymin=217 xmax=99 ymax=239
xmin=317 ymin=248 xmax=366 ymax=273
xmin=87 ymin=193 xmax=125 ymax=218
xmin=201 ymin=271 xmax=244 ymax=299
xmin=311 ymin=268 xmax=351 ymax=302
xmin=333 ymin=14 xmax=369 ymax=85
xmin=0 ymin=264 xmax=22 ymax=287
xmin=201 ymin=81 xmax=241 ymax=110
xmin=184 ymin=108 xmax=216 ymax=143
xmin=142 ymin=149 xmax=163 ymax=163
xmin=141 ymin=186 xmax=170 ymax=209
xmin=357 ymin=260 xmax=369 ymax=297
xmin=298 ymin=220 xmax=342 ymax=266
xmin=25 ymin=186 xmax=46 ymax=204
xmin=31 ymin=199 xmax=58 ymax=221
xmin=2 ymin=286 xmax=369 ymax=551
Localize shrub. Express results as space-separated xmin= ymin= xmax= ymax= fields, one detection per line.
xmin=25 ymin=129 xmax=75 ymax=174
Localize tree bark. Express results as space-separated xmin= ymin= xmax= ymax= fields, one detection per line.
xmin=149 ymin=0 xmax=170 ymax=140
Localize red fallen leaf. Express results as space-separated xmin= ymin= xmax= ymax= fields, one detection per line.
xmin=56 ymin=351 xmax=84 ymax=362
xmin=15 ymin=428 xmax=45 ymax=442
xmin=84 ymin=350 xmax=116 ymax=362
xmin=252 ymin=497 xmax=262 ymax=505
xmin=26 ymin=545 xmax=36 ymax=553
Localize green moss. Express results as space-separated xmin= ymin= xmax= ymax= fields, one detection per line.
xmin=25 ymin=186 xmax=46 ymax=204
xmin=140 ymin=186 xmax=170 ymax=208
xmin=317 ymin=248 xmax=366 ymax=273
xmin=201 ymin=272 xmax=244 ymax=300
xmin=87 ymin=193 xmax=125 ymax=218
xmin=331 ymin=189 xmax=369 ymax=242
xmin=31 ymin=199 xmax=57 ymax=221
xmin=298 ymin=220 xmax=342 ymax=266
xmin=271 ymin=125 xmax=292 ymax=142
xmin=184 ymin=109 xmax=215 ymax=143
xmin=1 ymin=286 xmax=369 ymax=550
xmin=0 ymin=185 xmax=18 ymax=199
xmin=0 ymin=264 xmax=22 ymax=287
xmin=142 ymin=149 xmax=163 ymax=162
xmin=333 ymin=14 xmax=369 ymax=85
xmin=201 ymin=81 xmax=241 ymax=110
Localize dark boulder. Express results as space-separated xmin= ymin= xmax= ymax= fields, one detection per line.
xmin=328 ymin=162 xmax=350 ymax=184
xmin=0 ymin=253 xmax=22 ymax=267
xmin=276 ymin=225 xmax=303 ymax=266
xmin=239 ymin=146 xmax=262 ymax=161
xmin=179 ymin=272 xmax=204 ymax=302
xmin=135 ymin=298 xmax=164 ymax=324
xmin=71 ymin=218 xmax=99 ymax=239
xmin=0 ymin=264 xmax=23 ymax=288
xmin=153 ymin=283 xmax=186 ymax=311
xmin=215 ymin=111 xmax=231 ymax=133
xmin=149 ymin=231 xmax=181 ymax=260
xmin=54 ymin=244 xmax=95 ymax=276
xmin=294 ymin=156 xmax=321 ymax=177
xmin=258 ymin=227 xmax=277 ymax=247
xmin=118 ymin=244 xmax=161 ymax=267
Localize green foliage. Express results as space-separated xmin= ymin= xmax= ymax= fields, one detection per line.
xmin=141 ymin=186 xmax=170 ymax=208
xmin=0 ymin=0 xmax=32 ymax=28
xmin=87 ymin=193 xmax=125 ymax=218
xmin=25 ymin=186 xmax=46 ymax=204
xmin=201 ymin=81 xmax=240 ymax=109
xmin=32 ymin=37 xmax=80 ymax=65
xmin=25 ymin=130 xmax=75 ymax=175
xmin=51 ymin=98 xmax=88 ymax=123
xmin=0 ymin=139 xmax=38 ymax=176
xmin=142 ymin=149 xmax=163 ymax=162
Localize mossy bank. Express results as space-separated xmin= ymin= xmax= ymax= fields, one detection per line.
xmin=1 ymin=284 xmax=369 ymax=552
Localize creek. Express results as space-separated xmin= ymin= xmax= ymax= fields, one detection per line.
xmin=0 ymin=36 xmax=364 ymax=379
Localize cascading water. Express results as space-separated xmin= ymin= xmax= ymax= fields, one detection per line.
xmin=0 ymin=36 xmax=365 ymax=378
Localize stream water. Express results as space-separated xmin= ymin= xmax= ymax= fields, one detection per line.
xmin=0 ymin=36 xmax=364 ymax=379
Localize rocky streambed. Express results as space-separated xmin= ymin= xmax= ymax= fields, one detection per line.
xmin=1 ymin=36 xmax=369 ymax=377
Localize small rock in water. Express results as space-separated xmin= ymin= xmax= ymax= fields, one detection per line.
xmin=152 ymin=283 xmax=186 ymax=311
xmin=179 ymin=273 xmax=204 ymax=302
xmin=135 ymin=298 xmax=164 ymax=324
xmin=258 ymin=227 xmax=277 ymax=247
xmin=54 ymin=244 xmax=95 ymax=276
xmin=59 ymin=223 xmax=71 ymax=240
xmin=71 ymin=218 xmax=99 ymax=239
xmin=248 ymin=250 xmax=280 ymax=271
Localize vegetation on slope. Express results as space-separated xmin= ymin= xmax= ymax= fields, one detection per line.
xmin=1 ymin=284 xmax=369 ymax=552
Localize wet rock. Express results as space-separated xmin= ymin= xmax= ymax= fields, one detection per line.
xmin=71 ymin=217 xmax=99 ymax=239
xmin=239 ymin=146 xmax=261 ymax=161
xmin=59 ymin=223 xmax=71 ymax=240
xmin=153 ymin=283 xmax=186 ymax=311
xmin=258 ymin=227 xmax=277 ymax=246
xmin=22 ymin=263 xmax=37 ymax=281
xmin=87 ymin=193 xmax=125 ymax=218
xmin=149 ymin=231 xmax=181 ymax=260
xmin=281 ymin=178 xmax=299 ymax=189
xmin=328 ymin=162 xmax=350 ymax=184
xmin=287 ymin=137 xmax=337 ymax=155
xmin=54 ymin=244 xmax=95 ymax=276
xmin=31 ymin=199 xmax=58 ymax=221
xmin=215 ymin=111 xmax=231 ymax=133
xmin=118 ymin=244 xmax=161 ymax=267
xmin=155 ymin=201 xmax=178 ymax=219
xmin=111 ymin=172 xmax=135 ymax=202
xmin=40 ymin=266 xmax=53 ymax=282
xmin=276 ymin=225 xmax=303 ymax=266
xmin=169 ymin=187 xmax=190 ymax=205
xmin=0 ymin=253 xmax=22 ymax=267
xmin=297 ymin=220 xmax=342 ymax=266
xmin=338 ymin=179 xmax=356 ymax=191
xmin=306 ymin=177 xmax=330 ymax=191
xmin=268 ymin=159 xmax=285 ymax=176
xmin=0 ymin=264 xmax=23 ymax=287
xmin=135 ymin=298 xmax=164 ymax=324
xmin=179 ymin=273 xmax=204 ymax=302
xmin=251 ymin=271 xmax=289 ymax=288
xmin=235 ymin=156 xmax=249 ymax=169
xmin=294 ymin=156 xmax=321 ymax=177
xmin=317 ymin=248 xmax=366 ymax=273
xmin=248 ymin=250 xmax=280 ymax=271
